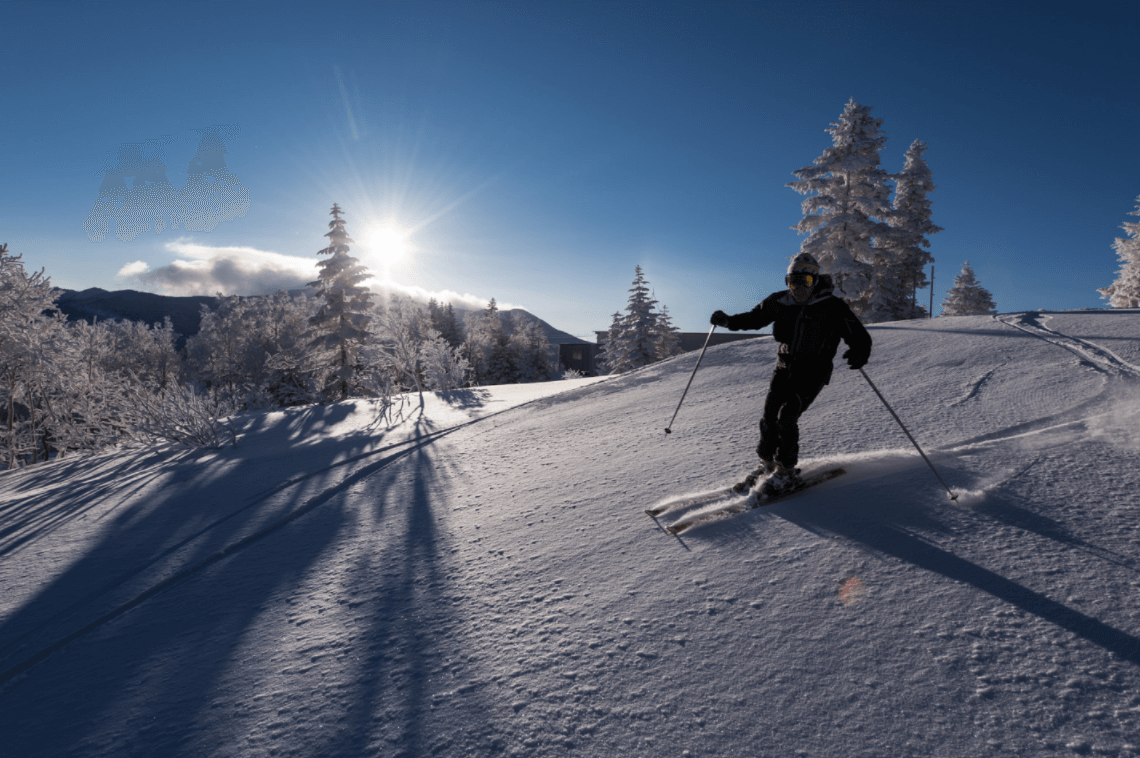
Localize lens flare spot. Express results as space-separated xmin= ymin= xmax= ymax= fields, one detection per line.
xmin=838 ymin=576 xmax=866 ymax=606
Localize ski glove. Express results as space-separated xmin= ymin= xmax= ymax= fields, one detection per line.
xmin=843 ymin=349 xmax=868 ymax=370
xmin=710 ymin=310 xmax=730 ymax=327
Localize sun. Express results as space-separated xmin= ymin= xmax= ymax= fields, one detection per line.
xmin=360 ymin=222 xmax=412 ymax=265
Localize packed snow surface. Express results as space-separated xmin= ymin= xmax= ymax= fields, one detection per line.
xmin=3 ymin=310 xmax=1140 ymax=757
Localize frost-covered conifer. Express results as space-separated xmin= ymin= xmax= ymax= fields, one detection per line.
xmin=1098 ymin=196 xmax=1140 ymax=308
xmin=428 ymin=298 xmax=464 ymax=347
xmin=419 ymin=329 xmax=470 ymax=390
xmin=483 ymin=300 xmax=517 ymax=384
xmin=871 ymin=139 xmax=942 ymax=322
xmin=652 ymin=303 xmax=682 ymax=360
xmin=187 ymin=295 xmax=257 ymax=397
xmin=598 ymin=311 xmax=627 ymax=375
xmin=602 ymin=266 xmax=660 ymax=374
xmin=307 ymin=204 xmax=374 ymax=400
xmin=788 ymin=99 xmax=896 ymax=319
xmin=941 ymin=261 xmax=997 ymax=316
xmin=507 ymin=313 xmax=553 ymax=382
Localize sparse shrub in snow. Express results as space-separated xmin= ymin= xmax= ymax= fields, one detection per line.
xmin=561 ymin=367 xmax=584 ymax=380
xmin=306 ymin=204 xmax=374 ymax=401
xmin=123 ymin=380 xmax=238 ymax=449
xmin=941 ymin=261 xmax=997 ymax=316
xmin=1099 ymin=195 xmax=1140 ymax=308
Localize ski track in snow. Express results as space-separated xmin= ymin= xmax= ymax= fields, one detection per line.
xmin=3 ymin=313 xmax=1140 ymax=757
xmin=997 ymin=311 xmax=1140 ymax=377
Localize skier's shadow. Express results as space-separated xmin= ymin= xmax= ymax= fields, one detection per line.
xmin=776 ymin=491 xmax=1140 ymax=667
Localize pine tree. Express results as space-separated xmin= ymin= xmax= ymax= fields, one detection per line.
xmin=306 ymin=204 xmax=374 ymax=400
xmin=427 ymin=299 xmax=464 ymax=347
xmin=871 ymin=139 xmax=942 ymax=322
xmin=604 ymin=266 xmax=660 ymax=374
xmin=483 ymin=299 xmax=517 ymax=384
xmin=1098 ymin=195 xmax=1140 ymax=308
xmin=598 ymin=311 xmax=627 ymax=375
xmin=507 ymin=313 xmax=554 ymax=382
xmin=652 ymin=303 xmax=682 ymax=360
xmin=940 ymin=261 xmax=997 ymax=316
xmin=789 ymin=99 xmax=896 ymax=318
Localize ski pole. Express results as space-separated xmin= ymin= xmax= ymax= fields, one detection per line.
xmin=664 ymin=325 xmax=716 ymax=435
xmin=858 ymin=368 xmax=958 ymax=500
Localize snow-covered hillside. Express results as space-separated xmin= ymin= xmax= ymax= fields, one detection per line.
xmin=3 ymin=310 xmax=1140 ymax=758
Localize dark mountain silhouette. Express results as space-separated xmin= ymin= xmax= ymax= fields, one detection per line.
xmin=52 ymin=288 xmax=590 ymax=347
xmin=53 ymin=288 xmax=217 ymax=342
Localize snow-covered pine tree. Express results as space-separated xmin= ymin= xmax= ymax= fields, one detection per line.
xmin=187 ymin=295 xmax=258 ymax=398
xmin=940 ymin=261 xmax=997 ymax=316
xmin=507 ymin=312 xmax=554 ymax=382
xmin=306 ymin=204 xmax=374 ymax=400
xmin=871 ymin=139 xmax=942 ymax=322
xmin=461 ymin=298 xmax=514 ymax=385
xmin=1098 ymin=195 xmax=1140 ymax=308
xmin=602 ymin=266 xmax=660 ymax=374
xmin=597 ymin=311 xmax=626 ymax=375
xmin=484 ymin=300 xmax=517 ymax=384
xmin=440 ymin=303 xmax=464 ymax=348
xmin=652 ymin=303 xmax=682 ymax=360
xmin=788 ymin=99 xmax=896 ymax=319
xmin=428 ymin=298 xmax=464 ymax=347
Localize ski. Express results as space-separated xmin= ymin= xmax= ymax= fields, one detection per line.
xmin=665 ymin=468 xmax=846 ymax=535
xmin=646 ymin=464 xmax=777 ymax=517
xmin=646 ymin=487 xmax=735 ymax=517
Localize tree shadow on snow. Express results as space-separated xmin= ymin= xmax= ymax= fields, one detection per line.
xmin=0 ymin=402 xmax=501 ymax=757
xmin=435 ymin=387 xmax=492 ymax=411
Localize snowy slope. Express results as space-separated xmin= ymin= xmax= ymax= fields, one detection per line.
xmin=2 ymin=310 xmax=1140 ymax=758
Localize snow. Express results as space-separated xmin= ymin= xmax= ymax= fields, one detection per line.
xmin=3 ymin=311 xmax=1140 ymax=757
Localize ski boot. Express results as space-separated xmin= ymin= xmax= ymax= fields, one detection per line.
xmin=733 ymin=458 xmax=776 ymax=493
xmin=759 ymin=464 xmax=801 ymax=498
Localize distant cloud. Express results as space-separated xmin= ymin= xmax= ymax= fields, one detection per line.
xmin=373 ymin=280 xmax=521 ymax=312
xmin=119 ymin=239 xmax=521 ymax=311
xmin=117 ymin=260 xmax=150 ymax=277
xmin=119 ymin=239 xmax=317 ymax=296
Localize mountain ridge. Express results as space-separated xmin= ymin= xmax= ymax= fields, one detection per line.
xmin=51 ymin=287 xmax=590 ymax=346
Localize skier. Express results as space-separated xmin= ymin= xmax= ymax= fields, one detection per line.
xmin=710 ymin=253 xmax=872 ymax=496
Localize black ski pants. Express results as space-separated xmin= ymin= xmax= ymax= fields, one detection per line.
xmin=756 ymin=366 xmax=829 ymax=469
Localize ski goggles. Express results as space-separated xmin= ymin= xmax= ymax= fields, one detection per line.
xmin=786 ymin=273 xmax=815 ymax=289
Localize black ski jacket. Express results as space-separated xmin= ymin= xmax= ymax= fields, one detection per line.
xmin=723 ymin=277 xmax=872 ymax=384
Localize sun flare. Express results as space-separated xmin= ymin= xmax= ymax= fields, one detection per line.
xmin=360 ymin=222 xmax=412 ymax=264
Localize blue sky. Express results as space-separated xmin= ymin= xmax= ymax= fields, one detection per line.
xmin=3 ymin=1 xmax=1139 ymax=338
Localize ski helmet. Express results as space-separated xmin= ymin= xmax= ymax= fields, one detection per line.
xmin=786 ymin=253 xmax=820 ymax=291
xmin=787 ymin=253 xmax=821 ymax=277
